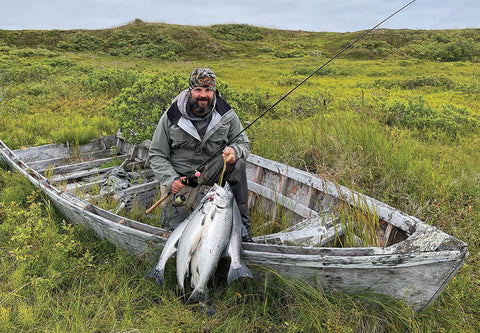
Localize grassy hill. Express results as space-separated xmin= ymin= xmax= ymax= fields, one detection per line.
xmin=0 ymin=23 xmax=479 ymax=332
xmin=1 ymin=20 xmax=479 ymax=61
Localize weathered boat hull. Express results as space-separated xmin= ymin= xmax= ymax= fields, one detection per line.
xmin=0 ymin=135 xmax=468 ymax=312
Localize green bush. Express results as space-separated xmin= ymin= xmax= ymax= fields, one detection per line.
xmin=42 ymin=58 xmax=76 ymax=68
xmin=211 ymin=24 xmax=263 ymax=41
xmin=105 ymin=30 xmax=185 ymax=59
xmin=79 ymin=68 xmax=140 ymax=94
xmin=287 ymin=90 xmax=333 ymax=118
xmin=0 ymin=63 xmax=53 ymax=83
xmin=411 ymin=37 xmax=480 ymax=62
xmin=54 ymin=29 xmax=185 ymax=59
xmin=274 ymin=49 xmax=306 ymax=59
xmin=371 ymin=75 xmax=456 ymax=90
xmin=26 ymin=82 xmax=52 ymax=96
xmin=9 ymin=48 xmax=59 ymax=58
xmin=345 ymin=40 xmax=394 ymax=59
xmin=109 ymin=43 xmax=183 ymax=59
xmin=382 ymin=97 xmax=480 ymax=138
xmin=216 ymin=81 xmax=258 ymax=122
xmin=107 ymin=71 xmax=188 ymax=144
xmin=57 ymin=32 xmax=105 ymax=51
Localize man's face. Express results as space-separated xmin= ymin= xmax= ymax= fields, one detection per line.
xmin=190 ymin=86 xmax=215 ymax=115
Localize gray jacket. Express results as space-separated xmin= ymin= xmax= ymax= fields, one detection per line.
xmin=149 ymin=89 xmax=250 ymax=189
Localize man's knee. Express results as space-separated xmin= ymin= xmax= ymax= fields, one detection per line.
xmin=160 ymin=205 xmax=190 ymax=230
xmin=226 ymin=158 xmax=246 ymax=183
xmin=234 ymin=157 xmax=245 ymax=172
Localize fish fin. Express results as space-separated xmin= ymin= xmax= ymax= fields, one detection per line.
xmin=193 ymin=302 xmax=217 ymax=316
xmin=186 ymin=288 xmax=207 ymax=305
xmin=177 ymin=280 xmax=187 ymax=302
xmin=173 ymin=238 xmax=180 ymax=248
xmin=227 ymin=261 xmax=253 ymax=285
xmin=191 ymin=265 xmax=200 ymax=289
xmin=222 ymin=243 xmax=230 ymax=257
xmin=146 ymin=267 xmax=165 ymax=287
xmin=209 ymin=209 xmax=216 ymax=221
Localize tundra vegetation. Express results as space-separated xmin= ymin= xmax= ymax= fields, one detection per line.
xmin=0 ymin=21 xmax=479 ymax=332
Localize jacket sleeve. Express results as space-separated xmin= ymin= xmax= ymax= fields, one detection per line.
xmin=228 ymin=112 xmax=250 ymax=160
xmin=148 ymin=113 xmax=180 ymax=189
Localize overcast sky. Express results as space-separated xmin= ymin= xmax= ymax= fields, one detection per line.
xmin=1 ymin=0 xmax=478 ymax=32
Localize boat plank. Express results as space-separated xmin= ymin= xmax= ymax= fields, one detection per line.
xmin=49 ymin=166 xmax=113 ymax=184
xmin=247 ymin=164 xmax=263 ymax=210
xmin=247 ymin=181 xmax=319 ymax=220
xmin=254 ymin=214 xmax=339 ymax=247
xmin=20 ymin=150 xmax=115 ymax=172
xmin=12 ymin=136 xmax=117 ymax=163
xmin=38 ymin=154 xmax=130 ymax=175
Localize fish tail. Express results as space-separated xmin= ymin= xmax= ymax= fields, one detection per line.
xmin=227 ymin=261 xmax=253 ymax=285
xmin=146 ymin=267 xmax=164 ymax=287
xmin=186 ymin=289 xmax=207 ymax=305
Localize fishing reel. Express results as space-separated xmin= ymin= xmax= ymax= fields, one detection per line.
xmin=180 ymin=176 xmax=198 ymax=188
xmin=173 ymin=194 xmax=186 ymax=206
xmin=172 ymin=173 xmax=200 ymax=207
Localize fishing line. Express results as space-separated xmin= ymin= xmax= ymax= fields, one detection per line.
xmin=146 ymin=0 xmax=418 ymax=213
xmin=190 ymin=0 xmax=417 ymax=179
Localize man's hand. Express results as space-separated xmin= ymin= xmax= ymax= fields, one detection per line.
xmin=222 ymin=147 xmax=236 ymax=165
xmin=171 ymin=176 xmax=186 ymax=194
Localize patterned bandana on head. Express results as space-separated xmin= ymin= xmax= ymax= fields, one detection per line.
xmin=189 ymin=68 xmax=216 ymax=91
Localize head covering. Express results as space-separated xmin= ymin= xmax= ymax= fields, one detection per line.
xmin=189 ymin=68 xmax=216 ymax=91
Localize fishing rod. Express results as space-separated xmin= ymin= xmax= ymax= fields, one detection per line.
xmin=146 ymin=0 xmax=417 ymax=213
xmin=192 ymin=0 xmax=417 ymax=176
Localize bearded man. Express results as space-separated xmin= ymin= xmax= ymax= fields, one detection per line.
xmin=148 ymin=68 xmax=253 ymax=242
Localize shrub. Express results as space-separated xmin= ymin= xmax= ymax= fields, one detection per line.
xmin=287 ymin=90 xmax=333 ymax=118
xmin=274 ymin=49 xmax=307 ymax=59
xmin=42 ymin=58 xmax=76 ymax=68
xmin=211 ymin=24 xmax=263 ymax=41
xmin=106 ymin=30 xmax=185 ymax=60
xmin=0 ymin=63 xmax=53 ymax=83
xmin=57 ymin=32 xmax=105 ymax=51
xmin=79 ymin=68 xmax=140 ymax=95
xmin=26 ymin=82 xmax=52 ymax=96
xmin=381 ymin=97 xmax=480 ymax=138
xmin=411 ymin=37 xmax=480 ymax=62
xmin=109 ymin=43 xmax=183 ymax=60
xmin=9 ymin=48 xmax=59 ymax=58
xmin=107 ymin=71 xmax=188 ymax=144
xmin=216 ymin=81 xmax=258 ymax=122
xmin=371 ymin=75 xmax=456 ymax=90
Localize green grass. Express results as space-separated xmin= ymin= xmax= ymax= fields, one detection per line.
xmin=1 ymin=25 xmax=479 ymax=331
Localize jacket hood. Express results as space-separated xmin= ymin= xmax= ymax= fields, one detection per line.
xmin=175 ymin=89 xmax=217 ymax=121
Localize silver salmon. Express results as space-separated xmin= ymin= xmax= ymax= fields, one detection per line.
xmin=175 ymin=185 xmax=225 ymax=295
xmin=146 ymin=198 xmax=207 ymax=287
xmin=187 ymin=183 xmax=234 ymax=304
xmin=226 ymin=199 xmax=253 ymax=285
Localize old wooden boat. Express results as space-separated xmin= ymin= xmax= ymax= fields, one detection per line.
xmin=0 ymin=135 xmax=468 ymax=312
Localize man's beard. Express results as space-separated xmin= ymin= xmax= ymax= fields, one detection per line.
xmin=189 ymin=95 xmax=214 ymax=116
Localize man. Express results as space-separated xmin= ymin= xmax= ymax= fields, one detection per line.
xmin=148 ymin=68 xmax=253 ymax=242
